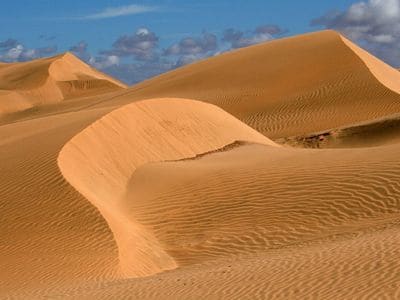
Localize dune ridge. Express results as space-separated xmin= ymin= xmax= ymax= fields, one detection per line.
xmin=340 ymin=36 xmax=400 ymax=95
xmin=108 ymin=30 xmax=400 ymax=141
xmin=0 ymin=52 xmax=126 ymax=115
xmin=58 ymin=98 xmax=276 ymax=277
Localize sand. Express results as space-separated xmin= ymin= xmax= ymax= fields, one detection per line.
xmin=121 ymin=30 xmax=400 ymax=139
xmin=2 ymin=30 xmax=400 ymax=299
xmin=0 ymin=52 xmax=126 ymax=115
xmin=58 ymin=98 xmax=275 ymax=278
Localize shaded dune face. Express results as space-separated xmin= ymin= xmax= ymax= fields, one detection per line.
xmin=125 ymin=143 xmax=400 ymax=266
xmin=58 ymin=98 xmax=276 ymax=277
xmin=122 ymin=30 xmax=400 ymax=141
xmin=57 ymin=98 xmax=400 ymax=295
xmin=0 ymin=52 xmax=126 ymax=115
xmin=279 ymin=113 xmax=400 ymax=148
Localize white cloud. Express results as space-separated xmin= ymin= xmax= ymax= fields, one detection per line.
xmin=90 ymin=55 xmax=120 ymax=69
xmin=136 ymin=28 xmax=150 ymax=36
xmin=101 ymin=27 xmax=159 ymax=61
xmin=0 ymin=44 xmax=57 ymax=62
xmin=312 ymin=0 xmax=400 ymax=66
xmin=221 ymin=25 xmax=286 ymax=49
xmin=80 ymin=4 xmax=159 ymax=20
xmin=5 ymin=45 xmax=24 ymax=60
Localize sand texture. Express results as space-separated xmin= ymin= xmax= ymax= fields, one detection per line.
xmin=1 ymin=30 xmax=400 ymax=299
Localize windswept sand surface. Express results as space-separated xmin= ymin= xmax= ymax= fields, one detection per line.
xmin=58 ymin=98 xmax=275 ymax=278
xmin=2 ymin=30 xmax=400 ymax=299
xmin=122 ymin=30 xmax=400 ymax=140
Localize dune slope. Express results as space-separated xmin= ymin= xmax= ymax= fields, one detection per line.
xmin=0 ymin=107 xmax=122 ymax=296
xmin=50 ymin=126 xmax=400 ymax=299
xmin=115 ymin=30 xmax=400 ymax=140
xmin=51 ymin=141 xmax=400 ymax=300
xmin=58 ymin=98 xmax=276 ymax=277
xmin=0 ymin=52 xmax=126 ymax=115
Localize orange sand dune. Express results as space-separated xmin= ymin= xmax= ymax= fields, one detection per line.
xmin=0 ymin=52 xmax=126 ymax=115
xmin=42 ymin=141 xmax=400 ymax=299
xmin=2 ymin=30 xmax=400 ymax=299
xmin=115 ymin=30 xmax=400 ymax=139
xmin=58 ymin=98 xmax=275 ymax=277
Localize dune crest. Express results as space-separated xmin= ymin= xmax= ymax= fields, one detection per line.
xmin=340 ymin=36 xmax=400 ymax=95
xmin=58 ymin=98 xmax=276 ymax=277
xmin=0 ymin=52 xmax=126 ymax=115
xmin=118 ymin=30 xmax=400 ymax=141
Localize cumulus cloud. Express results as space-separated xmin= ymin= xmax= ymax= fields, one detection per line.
xmin=101 ymin=28 xmax=159 ymax=61
xmin=0 ymin=39 xmax=57 ymax=62
xmin=163 ymin=32 xmax=218 ymax=67
xmin=89 ymin=55 xmax=120 ymax=69
xmin=2 ymin=45 xmax=24 ymax=61
xmin=23 ymin=45 xmax=58 ymax=59
xmin=0 ymin=39 xmax=19 ymax=50
xmin=312 ymin=0 xmax=400 ymax=66
xmin=223 ymin=25 xmax=285 ymax=48
xmin=78 ymin=4 xmax=159 ymax=20
xmin=96 ymin=25 xmax=285 ymax=83
xmin=102 ymin=61 xmax=174 ymax=84
xmin=164 ymin=32 xmax=217 ymax=56
xmin=0 ymin=23 xmax=287 ymax=84
xmin=85 ymin=28 xmax=168 ymax=83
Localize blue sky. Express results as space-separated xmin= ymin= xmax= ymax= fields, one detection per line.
xmin=0 ymin=0 xmax=398 ymax=84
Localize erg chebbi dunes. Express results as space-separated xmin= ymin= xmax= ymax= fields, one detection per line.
xmin=1 ymin=2 xmax=400 ymax=298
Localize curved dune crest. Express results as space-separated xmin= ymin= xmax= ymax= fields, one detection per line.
xmin=58 ymin=98 xmax=276 ymax=277
xmin=0 ymin=52 xmax=126 ymax=115
xmin=341 ymin=36 xmax=400 ymax=95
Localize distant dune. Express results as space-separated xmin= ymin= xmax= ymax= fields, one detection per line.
xmin=2 ymin=30 xmax=400 ymax=299
xmin=121 ymin=30 xmax=400 ymax=142
xmin=0 ymin=52 xmax=126 ymax=115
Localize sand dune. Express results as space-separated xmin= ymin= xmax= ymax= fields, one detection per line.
xmin=58 ymin=98 xmax=275 ymax=277
xmin=41 ymin=142 xmax=400 ymax=299
xmin=2 ymin=29 xmax=400 ymax=299
xmin=0 ymin=108 xmax=121 ymax=296
xmin=0 ymin=52 xmax=126 ymax=116
xmin=116 ymin=30 xmax=400 ymax=141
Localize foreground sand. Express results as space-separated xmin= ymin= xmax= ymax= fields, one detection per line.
xmin=1 ymin=30 xmax=400 ymax=299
